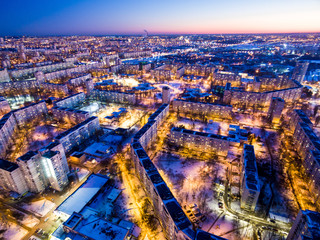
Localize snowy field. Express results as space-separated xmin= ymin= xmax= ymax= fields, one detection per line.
xmin=77 ymin=168 xmax=90 ymax=181
xmin=0 ymin=222 xmax=28 ymax=240
xmin=22 ymin=199 xmax=55 ymax=217
xmin=154 ymin=151 xmax=251 ymax=239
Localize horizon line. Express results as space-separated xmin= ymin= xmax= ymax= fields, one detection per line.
xmin=1 ymin=31 xmax=320 ymax=38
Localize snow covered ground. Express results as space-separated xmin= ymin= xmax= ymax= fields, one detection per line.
xmin=154 ymin=151 xmax=250 ymax=239
xmin=22 ymin=199 xmax=55 ymax=217
xmin=77 ymin=168 xmax=90 ymax=181
xmin=0 ymin=222 xmax=28 ymax=240
xmin=21 ymin=214 xmax=40 ymax=228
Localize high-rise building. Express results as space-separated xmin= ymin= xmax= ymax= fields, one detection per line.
xmin=16 ymin=147 xmax=69 ymax=193
xmin=292 ymin=62 xmax=309 ymax=83
xmin=287 ymin=209 xmax=320 ymax=240
xmin=267 ymin=97 xmax=285 ymax=124
xmin=40 ymin=151 xmax=69 ymax=191
xmin=162 ymin=86 xmax=171 ymax=104
xmin=0 ymin=69 xmax=11 ymax=83
xmin=17 ymin=151 xmax=46 ymax=193
xmin=0 ymin=159 xmax=28 ymax=194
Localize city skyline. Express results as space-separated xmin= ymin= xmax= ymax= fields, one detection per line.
xmin=1 ymin=0 xmax=320 ymax=36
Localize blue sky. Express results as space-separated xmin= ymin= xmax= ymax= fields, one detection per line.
xmin=1 ymin=0 xmax=320 ymax=35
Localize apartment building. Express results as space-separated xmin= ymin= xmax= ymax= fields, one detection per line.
xmin=132 ymin=104 xmax=169 ymax=149
xmin=170 ymin=127 xmax=230 ymax=157
xmin=289 ymin=109 xmax=313 ymax=133
xmin=55 ymin=116 xmax=100 ymax=153
xmin=55 ymin=92 xmax=86 ymax=108
xmin=0 ymin=97 xmax=11 ymax=116
xmin=287 ymin=209 xmax=320 ymax=240
xmin=0 ymin=159 xmax=28 ymax=194
xmin=16 ymin=151 xmax=46 ymax=193
xmin=291 ymin=62 xmax=309 ymax=83
xmin=91 ymin=89 xmax=136 ymax=105
xmin=52 ymin=106 xmax=90 ymax=124
xmin=12 ymin=100 xmax=48 ymax=127
xmin=240 ymin=144 xmax=260 ymax=212
xmin=172 ymin=99 xmax=233 ymax=119
xmin=223 ymin=81 xmax=302 ymax=108
xmin=42 ymin=82 xmax=69 ymax=95
xmin=0 ymin=113 xmax=18 ymax=156
xmin=267 ymin=97 xmax=285 ymax=124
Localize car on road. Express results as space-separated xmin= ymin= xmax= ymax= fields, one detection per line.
xmin=218 ymin=202 xmax=223 ymax=208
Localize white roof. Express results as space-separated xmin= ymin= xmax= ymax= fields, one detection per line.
xmin=56 ymin=174 xmax=108 ymax=217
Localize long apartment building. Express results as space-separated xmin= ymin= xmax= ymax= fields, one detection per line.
xmin=55 ymin=116 xmax=100 ymax=153
xmin=68 ymin=73 xmax=91 ymax=86
xmin=184 ymin=64 xmax=215 ymax=76
xmin=0 ymin=113 xmax=17 ymax=156
xmin=0 ymin=102 xmax=48 ymax=157
xmin=131 ymin=142 xmax=194 ymax=240
xmin=151 ymin=65 xmax=185 ymax=80
xmin=223 ymin=82 xmax=302 ymax=108
xmin=91 ymin=89 xmax=136 ymax=105
xmin=289 ymin=109 xmax=313 ymax=133
xmin=12 ymin=100 xmax=48 ymax=126
xmin=131 ymin=104 xmax=194 ymax=240
xmin=170 ymin=127 xmax=230 ymax=157
xmin=9 ymin=60 xmax=75 ymax=79
xmin=131 ymin=104 xmax=226 ymax=240
xmin=52 ymin=107 xmax=90 ymax=124
xmin=0 ymin=79 xmax=40 ymax=95
xmin=172 ymin=99 xmax=232 ymax=119
xmin=240 ymin=144 xmax=260 ymax=212
xmin=55 ymin=92 xmax=86 ymax=108
xmin=132 ymin=104 xmax=169 ymax=149
xmin=42 ymin=82 xmax=69 ymax=95
xmin=292 ymin=119 xmax=320 ymax=208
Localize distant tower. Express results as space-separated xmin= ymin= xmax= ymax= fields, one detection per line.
xmin=162 ymin=86 xmax=171 ymax=104
xmin=18 ymin=44 xmax=26 ymax=62
xmin=292 ymin=62 xmax=309 ymax=83
xmin=267 ymin=97 xmax=285 ymax=124
xmin=85 ymin=78 xmax=94 ymax=96
xmin=143 ymin=29 xmax=149 ymax=38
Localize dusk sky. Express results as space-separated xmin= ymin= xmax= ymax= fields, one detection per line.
xmin=1 ymin=0 xmax=320 ymax=36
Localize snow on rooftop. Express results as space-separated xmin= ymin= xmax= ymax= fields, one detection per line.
xmin=56 ymin=174 xmax=109 ymax=217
